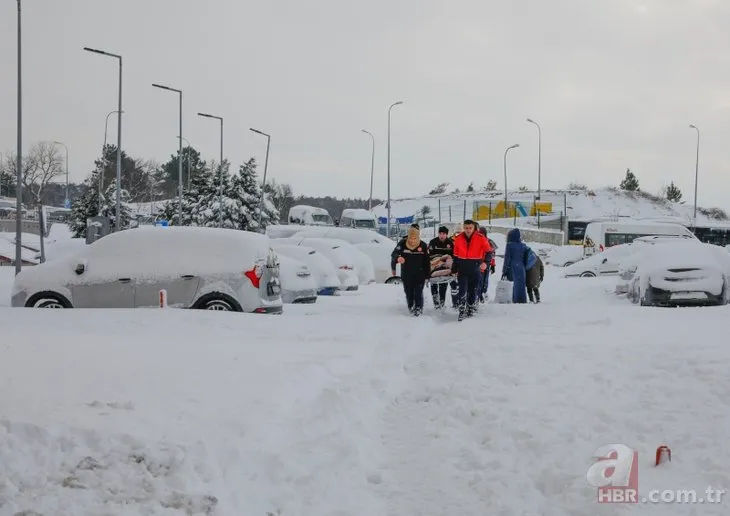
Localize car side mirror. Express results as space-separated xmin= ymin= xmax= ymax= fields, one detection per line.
xmin=74 ymin=260 xmax=87 ymax=275
xmin=602 ymin=258 xmax=608 ymax=264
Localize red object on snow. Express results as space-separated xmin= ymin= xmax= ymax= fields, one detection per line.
xmin=655 ymin=445 xmax=671 ymax=466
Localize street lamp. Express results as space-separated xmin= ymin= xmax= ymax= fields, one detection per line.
xmin=101 ymin=110 xmax=123 ymax=205
xmin=15 ymin=0 xmax=23 ymax=274
xmin=361 ymin=129 xmax=375 ymax=210
xmin=526 ymin=118 xmax=541 ymax=200
xmin=198 ymin=113 xmax=224 ymax=228
xmin=387 ymin=100 xmax=403 ymax=238
xmin=689 ymin=124 xmax=700 ymax=230
xmin=52 ymin=141 xmax=68 ymax=207
xmin=177 ymin=136 xmax=192 ymax=190
xmin=84 ymin=46 xmax=122 ymax=231
xmin=152 ymin=83 xmax=183 ymax=225
xmin=503 ymin=144 xmax=519 ymax=218
xmin=249 ymin=128 xmax=271 ymax=230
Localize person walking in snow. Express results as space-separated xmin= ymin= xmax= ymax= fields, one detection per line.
xmin=526 ymin=252 xmax=544 ymax=303
xmin=476 ymin=227 xmax=496 ymax=303
xmin=451 ymin=219 xmax=491 ymax=320
xmin=391 ymin=224 xmax=430 ymax=316
xmin=428 ymin=226 xmax=458 ymax=309
xmin=501 ymin=228 xmax=529 ymax=304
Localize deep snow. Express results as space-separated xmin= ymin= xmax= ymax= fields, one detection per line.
xmin=1 ymin=264 xmax=730 ymax=515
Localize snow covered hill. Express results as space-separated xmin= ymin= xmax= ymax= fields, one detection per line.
xmin=372 ymin=187 xmax=730 ymax=228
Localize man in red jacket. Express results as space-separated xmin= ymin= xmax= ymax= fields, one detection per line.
xmin=451 ymin=219 xmax=492 ymax=320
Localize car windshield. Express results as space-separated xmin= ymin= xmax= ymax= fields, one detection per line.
xmin=354 ymin=220 xmax=375 ymax=228
xmin=312 ymin=214 xmax=332 ymax=224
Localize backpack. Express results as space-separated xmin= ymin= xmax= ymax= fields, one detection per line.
xmin=525 ymin=247 xmax=537 ymax=270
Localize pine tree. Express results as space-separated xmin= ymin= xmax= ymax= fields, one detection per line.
xmin=231 ymin=158 xmax=279 ymax=231
xmin=100 ymin=182 xmax=133 ymax=231
xmin=666 ymin=181 xmax=682 ymax=202
xmin=620 ymin=168 xmax=640 ymax=191
xmin=69 ymin=174 xmax=102 ymax=238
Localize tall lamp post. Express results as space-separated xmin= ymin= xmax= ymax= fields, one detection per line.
xmin=177 ymin=136 xmax=192 ymax=190
xmin=526 ymin=118 xmax=541 ymax=199
xmin=52 ymin=141 xmax=69 ymax=207
xmin=15 ymin=0 xmax=23 ymax=274
xmin=198 ymin=113 xmax=224 ymax=228
xmin=101 ymin=109 xmax=123 ymax=206
xmin=503 ymin=144 xmax=520 ymax=219
xmin=84 ymin=46 xmax=122 ymax=231
xmin=152 ymin=83 xmax=183 ymax=224
xmin=689 ymin=124 xmax=700 ymax=230
xmin=361 ymin=129 xmax=375 ymax=210
xmin=387 ymin=101 xmax=403 ymax=238
xmin=249 ymin=128 xmax=271 ymax=230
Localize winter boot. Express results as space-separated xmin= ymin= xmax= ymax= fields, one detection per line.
xmin=457 ymin=304 xmax=466 ymax=321
xmin=432 ymin=293 xmax=442 ymax=309
xmin=466 ymin=303 xmax=477 ymax=317
xmin=535 ymin=289 xmax=541 ymax=304
xmin=413 ymin=307 xmax=422 ymax=316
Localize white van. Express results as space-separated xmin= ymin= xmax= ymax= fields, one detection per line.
xmin=288 ymin=205 xmax=334 ymax=226
xmin=582 ymin=221 xmax=696 ymax=255
xmin=339 ymin=208 xmax=377 ymax=229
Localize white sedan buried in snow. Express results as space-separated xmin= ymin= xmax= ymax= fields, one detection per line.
xmin=562 ymin=243 xmax=638 ymax=278
xmin=11 ymin=227 xmax=283 ymax=313
xmin=285 ymin=237 xmax=368 ymax=289
xmin=627 ymin=241 xmax=730 ymax=307
xmin=277 ymin=255 xmax=318 ymax=304
xmin=270 ymin=243 xmax=341 ymax=296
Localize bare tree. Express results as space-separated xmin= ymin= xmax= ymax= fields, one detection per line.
xmin=3 ymin=148 xmax=38 ymax=202
xmin=22 ymin=141 xmax=64 ymax=205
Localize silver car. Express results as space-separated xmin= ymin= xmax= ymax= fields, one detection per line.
xmin=11 ymin=226 xmax=283 ymax=313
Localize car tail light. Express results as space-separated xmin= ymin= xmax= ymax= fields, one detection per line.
xmin=339 ymin=265 xmax=353 ymax=270
xmin=245 ymin=265 xmax=263 ymax=288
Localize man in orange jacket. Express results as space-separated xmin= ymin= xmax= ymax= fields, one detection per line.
xmin=451 ymin=219 xmax=492 ymax=320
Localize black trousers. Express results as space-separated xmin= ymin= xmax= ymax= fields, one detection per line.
xmin=403 ymin=277 xmax=425 ymax=310
xmin=430 ymin=280 xmax=458 ymax=305
xmin=457 ymin=268 xmax=481 ymax=307
xmin=527 ymin=286 xmax=540 ymax=302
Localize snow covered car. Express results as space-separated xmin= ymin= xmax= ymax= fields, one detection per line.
xmin=627 ymin=241 xmax=730 ymax=307
xmin=11 ymin=227 xmax=283 ymax=313
xmin=270 ymin=243 xmax=341 ymax=295
xmin=615 ymin=237 xmax=703 ymax=294
xmin=277 ymin=255 xmax=318 ymax=304
xmin=281 ymin=237 xmax=360 ymax=291
xmin=562 ymin=243 xmax=638 ymax=278
xmin=544 ymin=245 xmax=584 ymax=267
xmin=287 ymin=236 xmax=374 ymax=287
xmin=290 ymin=227 xmax=397 ymax=283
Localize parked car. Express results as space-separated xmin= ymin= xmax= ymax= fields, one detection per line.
xmin=11 ymin=227 xmax=283 ymax=313
xmin=627 ymin=241 xmax=730 ymax=307
xmin=562 ymin=243 xmax=638 ymax=278
xmin=270 ymin=243 xmax=341 ymax=295
xmin=281 ymin=237 xmax=359 ymax=291
xmin=615 ymin=237 xmax=702 ymax=294
xmin=544 ymin=245 xmax=585 ymax=267
xmin=290 ymin=227 xmax=400 ymax=282
xmin=277 ymin=254 xmax=318 ymax=304
xmin=286 ymin=236 xmax=373 ymax=287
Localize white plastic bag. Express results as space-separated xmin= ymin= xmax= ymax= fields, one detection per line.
xmin=495 ymin=279 xmax=513 ymax=304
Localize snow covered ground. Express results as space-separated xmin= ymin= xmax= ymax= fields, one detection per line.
xmin=1 ymin=262 xmax=730 ymax=514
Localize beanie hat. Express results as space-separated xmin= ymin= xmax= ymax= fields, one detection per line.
xmin=438 ymin=226 xmax=449 ymax=234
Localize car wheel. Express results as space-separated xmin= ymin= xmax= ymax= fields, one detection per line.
xmin=192 ymin=294 xmax=242 ymax=312
xmin=579 ymin=271 xmax=596 ymax=278
xmin=385 ymin=276 xmax=402 ymax=285
xmin=26 ymin=292 xmax=72 ymax=308
xmin=640 ymin=287 xmax=653 ymax=307
xmin=564 ymin=261 xmax=575 ymax=267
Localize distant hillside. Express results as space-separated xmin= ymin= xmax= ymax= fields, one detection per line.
xmin=371 ymin=187 xmax=730 ymax=228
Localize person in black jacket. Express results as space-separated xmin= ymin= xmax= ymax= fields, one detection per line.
xmin=428 ymin=226 xmax=458 ymax=309
xmin=391 ymin=224 xmax=430 ymax=316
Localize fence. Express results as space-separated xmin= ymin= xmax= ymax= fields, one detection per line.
xmin=477 ymin=224 xmax=565 ymax=246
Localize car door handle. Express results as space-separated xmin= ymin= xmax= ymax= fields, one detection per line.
xmin=180 ymin=274 xmax=195 ymax=280
xmin=118 ymin=278 xmax=131 ymax=283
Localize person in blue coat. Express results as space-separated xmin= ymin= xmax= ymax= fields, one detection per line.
xmin=501 ymin=228 xmax=528 ymax=303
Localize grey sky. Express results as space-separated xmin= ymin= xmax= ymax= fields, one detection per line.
xmin=1 ymin=0 xmax=729 ymax=208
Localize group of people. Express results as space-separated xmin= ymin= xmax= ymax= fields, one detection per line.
xmin=390 ymin=220 xmax=544 ymax=320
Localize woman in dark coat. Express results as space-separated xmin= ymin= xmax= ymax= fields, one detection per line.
xmin=391 ymin=224 xmax=430 ymax=315
xmin=501 ymin=228 xmax=528 ymax=303
xmin=526 ymin=254 xmax=544 ymax=303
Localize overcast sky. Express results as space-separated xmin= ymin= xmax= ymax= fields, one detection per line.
xmin=1 ymin=0 xmax=729 ymax=208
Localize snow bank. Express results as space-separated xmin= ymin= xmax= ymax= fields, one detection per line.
xmin=2 ymin=272 xmax=730 ymax=514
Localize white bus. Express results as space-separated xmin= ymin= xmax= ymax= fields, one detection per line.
xmin=582 ymin=221 xmax=696 ymax=255
xmin=288 ymin=205 xmax=334 ymax=226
